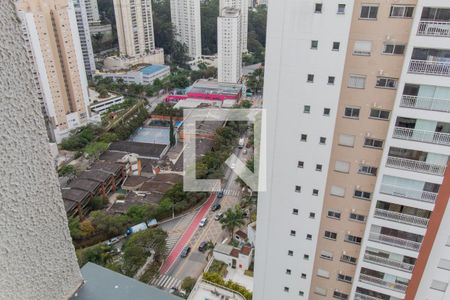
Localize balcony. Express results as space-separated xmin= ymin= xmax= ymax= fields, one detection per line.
xmin=393 ymin=127 xmax=450 ymax=146
xmin=374 ymin=208 xmax=429 ymax=228
xmin=369 ymin=232 xmax=421 ymax=251
xmin=386 ymin=156 xmax=446 ymax=176
xmin=400 ymin=95 xmax=450 ymax=113
xmin=359 ymin=274 xmax=408 ymax=293
xmin=380 ymin=183 xmax=438 ymax=203
xmin=354 ymin=293 xmax=383 ymax=300
xmin=409 ymin=59 xmax=450 ymax=76
xmin=417 ymin=21 xmax=450 ymax=37
xmin=363 ymin=252 xmax=415 ymax=272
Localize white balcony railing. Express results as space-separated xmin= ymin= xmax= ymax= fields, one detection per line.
xmin=369 ymin=232 xmax=421 ymax=251
xmin=417 ymin=21 xmax=450 ymax=37
xmin=380 ymin=183 xmax=438 ymax=203
xmin=409 ymin=59 xmax=450 ymax=76
xmin=354 ymin=293 xmax=383 ymax=300
xmin=359 ymin=274 xmax=408 ymax=293
xmin=364 ymin=252 xmax=415 ymax=272
xmin=374 ymin=208 xmax=429 ymax=228
xmin=400 ymin=95 xmax=450 ymax=113
xmin=386 ymin=156 xmax=447 ymax=176
xmin=393 ymin=127 xmax=450 ymax=146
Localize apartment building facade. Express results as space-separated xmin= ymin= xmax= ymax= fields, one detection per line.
xmin=113 ymin=0 xmax=155 ymax=57
xmin=73 ymin=0 xmax=96 ymax=77
xmin=217 ymin=8 xmax=242 ymax=83
xmin=220 ymin=0 xmax=248 ymax=52
xmin=170 ymin=0 xmax=202 ymax=60
xmin=85 ymin=0 xmax=101 ymax=26
xmin=16 ymin=0 xmax=92 ymax=143
xmin=255 ymin=1 xmax=450 ymax=300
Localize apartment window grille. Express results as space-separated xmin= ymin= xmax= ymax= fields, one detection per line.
xmin=340 ymin=254 xmax=357 ymax=264
xmin=348 ymin=74 xmax=366 ymax=88
xmin=376 ymin=77 xmax=398 ymax=89
xmin=337 ymin=4 xmax=346 ymax=14
xmin=358 ymin=165 xmax=378 ymax=176
xmin=311 ymin=40 xmax=318 ymax=49
xmin=307 ymin=74 xmax=314 ymax=82
xmin=360 ymin=5 xmax=378 ymax=19
xmin=298 ymin=161 xmax=304 ymax=168
xmin=315 ymin=3 xmax=323 ymax=13
xmin=295 ymin=185 xmax=301 ymax=193
xmin=293 ymin=208 xmax=299 ymax=215
xmin=354 ymin=189 xmax=371 ymax=200
xmin=364 ymin=138 xmax=383 ymax=149
xmin=389 ymin=5 xmax=414 ymax=18
xmin=327 ymin=210 xmax=341 ymax=219
xmin=324 ymin=231 xmax=337 ymax=240
xmin=328 ymin=76 xmax=336 ymax=84
xmin=304 ymin=105 xmax=311 ymax=113
xmin=349 ymin=213 xmax=366 ymax=222
xmin=383 ymin=44 xmax=406 ymax=55
xmin=332 ymin=42 xmax=340 ymax=51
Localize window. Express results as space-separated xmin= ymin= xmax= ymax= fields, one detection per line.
xmin=344 ymin=107 xmax=360 ymax=118
xmin=370 ymin=109 xmax=390 ymax=120
xmin=360 ymin=4 xmax=378 ymax=19
xmin=327 ymin=210 xmax=341 ymax=219
xmin=320 ymin=250 xmax=333 ymax=260
xmin=290 ymin=230 xmax=296 ymax=236
xmin=332 ymin=42 xmax=340 ymax=51
xmin=319 ymin=137 xmax=326 ymax=144
xmin=323 ymin=108 xmax=330 ymax=116
xmin=376 ymin=77 xmax=398 ymax=89
xmin=353 ymin=41 xmax=372 ymax=56
xmin=298 ymin=161 xmax=304 ymax=168
xmin=328 ymin=76 xmax=335 ymax=84
xmin=315 ymin=287 xmax=327 ymax=296
xmin=286 ymin=269 xmax=291 ymax=275
xmin=311 ymin=40 xmax=318 ymax=49
xmin=310 ymin=212 xmax=316 ymax=219
xmin=304 ymin=254 xmax=310 ymax=260
xmin=438 ymin=259 xmax=450 ymax=271
xmin=364 ymin=138 xmax=383 ymax=149
xmin=333 ymin=291 xmax=349 ymax=300
xmin=316 ymin=164 xmax=322 ymax=171
xmin=306 ymin=234 xmax=312 ymax=240
xmin=330 ymin=185 xmax=345 ymax=197
xmin=301 ymin=134 xmax=307 ymax=142
xmin=340 ymin=254 xmax=357 ymax=264
xmin=348 ymin=74 xmax=366 ymax=89
xmin=354 ymin=189 xmax=371 ymax=200
xmin=337 ymin=274 xmax=353 ymax=283
xmin=389 ymin=5 xmax=414 ymax=18
xmin=288 ymin=250 xmax=294 ymax=256
xmin=293 ymin=208 xmax=299 ymax=215
xmin=284 ymin=287 xmax=290 ymax=292
xmin=358 ymin=165 xmax=378 ymax=176
xmin=430 ymin=280 xmax=448 ymax=292
xmin=304 ymin=105 xmax=311 ymax=113
xmin=315 ymin=3 xmax=322 ymax=13
xmin=301 ymin=273 xmax=307 ymax=279
xmin=383 ymin=44 xmax=406 ymax=55
xmin=324 ymin=231 xmax=337 ymax=240
xmin=312 ymin=189 xmax=319 ymax=196
xmin=349 ymin=213 xmax=366 ymax=222
xmin=317 ymin=268 xmax=330 ymax=278
xmin=299 ymin=291 xmax=304 ymax=296
xmin=307 ymin=74 xmax=314 ymax=82
xmin=345 ymin=234 xmax=362 ymax=244
xmin=335 ymin=160 xmax=350 ymax=173
xmin=295 ymin=185 xmax=301 ymax=193
xmin=337 ymin=4 xmax=346 ymax=14
xmin=338 ymin=134 xmax=356 ymax=147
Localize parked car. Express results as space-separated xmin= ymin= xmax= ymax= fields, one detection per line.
xmin=106 ymin=237 xmax=120 ymax=246
xmin=199 ymin=217 xmax=208 ymax=227
xmin=215 ymin=212 xmax=224 ymax=221
xmin=198 ymin=241 xmax=207 ymax=252
xmin=211 ymin=203 xmax=221 ymax=211
xmin=217 ymin=191 xmax=224 ymax=198
xmin=180 ymin=246 xmax=191 ymax=258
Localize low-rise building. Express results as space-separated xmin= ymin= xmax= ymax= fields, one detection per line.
xmin=97 ymin=64 xmax=170 ymax=85
xmin=103 ymin=50 xmax=165 ymax=70
xmin=213 ymin=243 xmax=253 ymax=271
xmin=108 ymin=141 xmax=169 ymax=160
xmin=89 ymin=88 xmax=125 ymax=114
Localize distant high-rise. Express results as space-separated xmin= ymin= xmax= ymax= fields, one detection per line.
xmin=73 ymin=0 xmax=96 ymax=77
xmin=85 ymin=0 xmax=101 ymax=26
xmin=170 ymin=0 xmax=202 ymax=60
xmin=217 ymin=7 xmax=242 ymax=83
xmin=220 ymin=0 xmax=248 ymax=52
xmin=113 ymin=0 xmax=155 ymax=57
xmin=16 ymin=0 xmax=92 ymax=143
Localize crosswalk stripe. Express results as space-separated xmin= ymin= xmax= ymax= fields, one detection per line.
xmin=151 ymin=274 xmax=182 ymax=290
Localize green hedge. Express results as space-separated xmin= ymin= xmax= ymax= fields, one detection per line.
xmin=203 ymin=272 xmax=252 ymax=300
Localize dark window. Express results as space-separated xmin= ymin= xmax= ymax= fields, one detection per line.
xmin=370 ymin=109 xmax=390 ymax=120
xmin=324 ymin=231 xmax=337 ymax=240
xmin=344 ymin=107 xmax=360 ymax=118
xmin=310 ymin=212 xmax=315 ymax=219
xmin=307 ymin=74 xmax=314 ymax=82
xmin=354 ymin=190 xmax=371 ymax=200
xmin=364 ymin=138 xmax=383 ymax=149
xmin=333 ymin=291 xmax=349 ymax=300
xmin=286 ymin=269 xmax=291 ymax=275
xmin=337 ymin=4 xmax=346 ymax=14
xmin=327 ymin=210 xmax=341 ymax=219
xmin=313 ymin=189 xmax=319 ymax=196
xmin=390 ymin=5 xmax=414 ymax=18
xmin=284 ymin=287 xmax=289 ymax=292
xmin=376 ymin=77 xmax=398 ymax=89
xmin=316 ymin=164 xmax=322 ymax=171
xmin=304 ymin=105 xmax=311 ymax=113
xmin=298 ymin=161 xmax=304 ymax=168
xmin=293 ymin=208 xmax=299 ymax=215
xmin=319 ymin=137 xmax=326 ymax=144
xmin=301 ymin=134 xmax=308 ymax=141
xmin=306 ymin=234 xmax=312 ymax=240
xmin=332 ymin=42 xmax=340 ymax=51
xmin=323 ymin=108 xmax=330 ymax=116
xmin=328 ymin=76 xmax=336 ymax=84
xmin=301 ymin=273 xmax=307 ymax=278
xmin=360 ymin=5 xmax=378 ymax=19
xmin=383 ymin=44 xmax=406 ymax=55
xmin=311 ymin=40 xmax=318 ymax=49
xmin=349 ymin=213 xmax=366 ymax=222
xmin=295 ymin=185 xmax=301 ymax=193
xmin=358 ymin=165 xmax=378 ymax=176
xmin=290 ymin=230 xmax=296 ymax=236
xmin=288 ymin=250 xmax=294 ymax=256
xmin=315 ymin=3 xmax=323 ymax=13
xmin=299 ymin=291 xmax=305 ymax=296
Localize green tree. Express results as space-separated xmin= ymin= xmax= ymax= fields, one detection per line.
xmin=181 ymin=276 xmax=196 ymax=294
xmin=68 ymin=216 xmax=83 ymax=240
xmin=201 ymin=0 xmax=219 ymax=54
xmin=77 ymin=244 xmax=113 ymax=267
xmin=171 ymin=41 xmax=189 ymax=66
xmin=90 ymin=211 xmax=130 ymax=237
xmin=58 ymin=164 xmax=77 ymax=177
xmin=89 ymin=196 xmax=109 ymax=211
xmin=169 ymin=116 xmax=176 ymax=147
xmin=84 ymin=142 xmax=109 ymax=158
xmin=220 ymin=205 xmax=245 ymax=242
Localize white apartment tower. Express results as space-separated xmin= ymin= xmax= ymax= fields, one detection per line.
xmin=16 ymin=0 xmax=92 ymax=143
xmin=113 ymin=0 xmax=155 ymax=57
xmin=217 ymin=7 xmax=242 ymax=83
xmin=85 ymin=0 xmax=101 ymax=26
xmin=73 ymin=0 xmax=96 ymax=77
xmin=255 ymin=1 xmax=450 ymax=300
xmin=220 ymin=0 xmax=248 ymax=52
xmin=170 ymin=0 xmax=202 ymax=60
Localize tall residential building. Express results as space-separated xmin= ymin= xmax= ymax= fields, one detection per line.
xmin=220 ymin=0 xmax=248 ymax=52
xmin=170 ymin=0 xmax=202 ymax=60
xmin=254 ymin=1 xmax=450 ymax=300
xmin=217 ymin=7 xmax=242 ymax=83
xmin=73 ymin=0 xmax=96 ymax=77
xmin=16 ymin=0 xmax=92 ymax=143
xmin=85 ymin=0 xmax=101 ymax=26
xmin=113 ymin=0 xmax=155 ymax=58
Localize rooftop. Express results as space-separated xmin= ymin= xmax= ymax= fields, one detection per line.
xmin=68 ymin=179 xmax=101 ymax=193
xmin=190 ymin=79 xmax=242 ymax=96
xmin=90 ymin=161 xmax=124 ymax=175
xmin=140 ymin=64 xmax=168 ymax=75
xmin=109 ymin=141 xmax=168 ymax=159
xmin=221 ymin=7 xmax=240 ymax=17
xmin=72 ymin=263 xmax=182 ymax=300
xmin=78 ymin=170 xmax=112 ymax=183
xmin=61 ymin=188 xmax=90 ymax=203
xmin=131 ymin=127 xmax=170 ymax=145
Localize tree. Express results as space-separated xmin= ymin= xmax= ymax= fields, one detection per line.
xmin=68 ymin=216 xmax=83 ymax=240
xmin=220 ymin=205 xmax=245 ymax=241
xmin=84 ymin=142 xmax=109 ymax=159
xmin=89 ymin=196 xmax=109 ymax=211
xmin=169 ymin=116 xmax=176 ymax=147
xmin=58 ymin=164 xmax=77 ymax=177
xmin=201 ymin=0 xmax=219 ymax=54
xmin=77 ymin=244 xmax=113 ymax=267
xmin=181 ymin=277 xmax=196 ymax=295
xmin=171 ymin=41 xmax=189 ymax=67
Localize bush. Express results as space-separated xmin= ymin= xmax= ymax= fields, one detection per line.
xmin=88 ymin=196 xmax=109 ymax=211
xmin=208 ymin=260 xmax=228 ymax=277
xmin=76 ymin=244 xmax=112 ymax=267
xmin=84 ymin=142 xmax=109 ymax=158
xmin=203 ymin=272 xmax=252 ymax=300
xmin=58 ymin=164 xmax=77 ymax=177
xmin=181 ymin=276 xmax=196 ymax=294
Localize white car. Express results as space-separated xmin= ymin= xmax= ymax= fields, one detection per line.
xmin=199 ymin=217 xmax=208 ymax=227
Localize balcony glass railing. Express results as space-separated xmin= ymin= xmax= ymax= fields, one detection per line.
xmin=393 ymin=126 xmax=450 ymax=146
xmin=400 ymin=95 xmax=450 ymax=113
xmin=374 ymin=208 xmax=429 ymax=228
xmin=359 ymin=274 xmax=408 ymax=293
xmin=409 ymin=59 xmax=450 ymax=76
xmin=417 ymin=21 xmax=450 ymax=37
xmin=369 ymin=232 xmax=421 ymax=251
xmin=354 ymin=293 xmax=382 ymax=300
xmin=386 ymin=156 xmax=447 ymax=176
xmin=380 ymin=183 xmax=437 ymax=203
xmin=363 ymin=252 xmax=415 ymax=272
